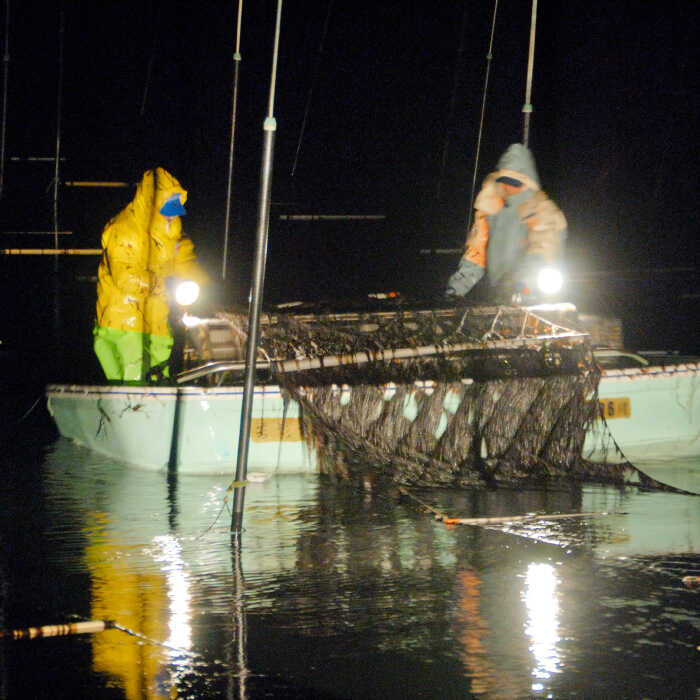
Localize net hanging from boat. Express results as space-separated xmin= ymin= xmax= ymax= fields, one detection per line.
xmin=206 ymin=305 xmax=626 ymax=487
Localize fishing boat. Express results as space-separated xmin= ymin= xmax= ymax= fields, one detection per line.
xmin=40 ymin=0 xmax=700 ymax=484
xmin=46 ymin=302 xmax=585 ymax=475
xmin=45 ymin=301 xmax=700 ymax=477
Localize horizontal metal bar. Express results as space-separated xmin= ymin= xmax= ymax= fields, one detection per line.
xmin=279 ymin=214 xmax=385 ymax=221
xmin=1 ymin=248 xmax=101 ymax=255
xmin=1 ymin=231 xmax=72 ymax=236
xmin=419 ymin=248 xmax=462 ymax=255
xmin=176 ymin=331 xmax=589 ymax=383
xmin=63 ymin=181 xmax=132 ymax=187
xmin=9 ymin=156 xmax=67 ymax=162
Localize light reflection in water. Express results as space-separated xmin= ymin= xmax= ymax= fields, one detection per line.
xmin=153 ymin=534 xmax=193 ymax=655
xmin=523 ymin=562 xmax=561 ymax=690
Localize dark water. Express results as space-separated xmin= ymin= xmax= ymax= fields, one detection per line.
xmin=0 ymin=418 xmax=698 ymax=699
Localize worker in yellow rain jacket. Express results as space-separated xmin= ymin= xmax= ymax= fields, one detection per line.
xmin=93 ymin=167 xmax=208 ymax=383
xmin=446 ymin=143 xmax=567 ymax=303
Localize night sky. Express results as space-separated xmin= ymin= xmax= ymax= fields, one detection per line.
xmin=1 ymin=0 xmax=699 ymax=357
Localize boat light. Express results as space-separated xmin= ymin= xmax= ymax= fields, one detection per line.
xmin=537 ymin=268 xmax=563 ymax=295
xmin=175 ymin=280 xmax=200 ymax=306
xmin=181 ymin=313 xmax=201 ymax=328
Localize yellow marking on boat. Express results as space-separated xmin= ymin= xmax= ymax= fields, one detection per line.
xmin=250 ymin=417 xmax=303 ymax=442
xmin=599 ymin=397 xmax=631 ymax=419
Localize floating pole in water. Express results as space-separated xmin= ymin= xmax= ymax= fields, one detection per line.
xmin=3 ymin=618 xmax=200 ymax=657
xmin=231 ymin=0 xmax=283 ymax=534
xmin=2 ymin=620 xmax=115 ymax=640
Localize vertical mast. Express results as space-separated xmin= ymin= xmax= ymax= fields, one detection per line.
xmin=522 ymin=0 xmax=537 ymax=147
xmin=0 ymin=0 xmax=10 ymax=199
xmin=232 ymin=0 xmax=283 ymax=534
xmin=53 ymin=6 xmax=65 ymax=251
xmin=467 ymin=0 xmax=499 ymax=232
xmin=222 ymin=0 xmax=244 ymax=281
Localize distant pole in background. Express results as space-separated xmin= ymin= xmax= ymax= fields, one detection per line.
xmin=222 ymin=0 xmax=244 ymax=281
xmin=53 ymin=6 xmax=65 ymax=254
xmin=466 ymin=0 xmax=499 ymax=233
xmin=231 ymin=0 xmax=283 ymax=534
xmin=522 ymin=0 xmax=537 ymax=148
xmin=0 ymin=0 xmax=10 ymax=200
xmin=290 ymin=0 xmax=333 ymax=178
xmin=139 ymin=2 xmax=160 ymax=116
xmin=52 ymin=4 xmax=65 ymax=358
xmin=436 ymin=1 xmax=468 ymax=202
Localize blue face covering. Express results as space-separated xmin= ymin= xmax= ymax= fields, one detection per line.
xmin=495 ymin=175 xmax=524 ymax=188
xmin=160 ymin=194 xmax=187 ymax=217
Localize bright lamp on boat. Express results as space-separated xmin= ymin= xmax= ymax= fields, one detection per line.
xmin=181 ymin=313 xmax=202 ymax=328
xmin=537 ymin=267 xmax=563 ymax=295
xmin=174 ymin=280 xmax=200 ymax=306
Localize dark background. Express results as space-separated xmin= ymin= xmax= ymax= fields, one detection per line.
xmin=1 ymin=0 xmax=699 ymax=386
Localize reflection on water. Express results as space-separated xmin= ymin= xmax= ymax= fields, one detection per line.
xmin=153 ymin=535 xmax=192 ymax=654
xmin=0 ymin=436 xmax=698 ymax=698
xmin=524 ymin=563 xmax=560 ymax=690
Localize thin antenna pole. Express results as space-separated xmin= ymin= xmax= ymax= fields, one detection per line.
xmin=232 ymin=0 xmax=283 ymax=534
xmin=0 ymin=0 xmax=10 ymax=199
xmin=139 ymin=2 xmax=160 ymax=116
xmin=466 ymin=0 xmax=499 ymax=232
xmin=437 ymin=2 xmax=469 ymax=202
xmin=522 ymin=0 xmax=537 ymax=147
xmin=222 ymin=0 xmax=244 ymax=281
xmin=290 ymin=0 xmax=333 ymax=178
xmin=53 ymin=7 xmax=65 ymax=251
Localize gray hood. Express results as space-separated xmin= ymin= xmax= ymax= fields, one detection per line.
xmin=495 ymin=143 xmax=540 ymax=190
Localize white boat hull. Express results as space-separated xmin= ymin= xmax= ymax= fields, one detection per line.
xmin=47 ymin=359 xmax=700 ymax=474
xmin=584 ymin=362 xmax=700 ymax=462
xmin=46 ymin=384 xmax=317 ymax=475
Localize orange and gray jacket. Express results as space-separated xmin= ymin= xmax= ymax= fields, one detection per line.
xmin=446 ymin=144 xmax=567 ymax=298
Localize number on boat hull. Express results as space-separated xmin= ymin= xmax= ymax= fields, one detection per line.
xmin=599 ymin=397 xmax=630 ymax=419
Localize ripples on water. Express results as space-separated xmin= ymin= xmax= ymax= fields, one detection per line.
xmin=0 ymin=431 xmax=698 ymax=699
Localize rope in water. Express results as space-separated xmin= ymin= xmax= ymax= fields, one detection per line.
xmin=397 ymin=486 xmax=619 ymax=526
xmin=593 ymin=410 xmax=700 ymax=496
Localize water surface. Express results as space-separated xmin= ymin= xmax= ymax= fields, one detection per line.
xmin=0 ymin=431 xmax=698 ymax=699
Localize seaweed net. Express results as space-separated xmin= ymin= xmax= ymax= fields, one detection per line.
xmin=221 ymin=304 xmax=628 ymax=487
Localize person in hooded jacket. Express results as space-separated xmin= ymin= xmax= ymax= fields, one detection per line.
xmin=446 ymin=143 xmax=567 ymax=303
xmin=93 ymin=167 xmax=209 ymax=383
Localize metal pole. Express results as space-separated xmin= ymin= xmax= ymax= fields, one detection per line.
xmin=222 ymin=0 xmax=244 ymax=280
xmin=0 ymin=0 xmax=10 ymax=200
xmin=53 ymin=6 xmax=64 ymax=252
xmin=522 ymin=0 xmax=537 ymax=147
xmin=467 ymin=0 xmax=499 ymax=232
xmin=290 ymin=0 xmax=333 ymax=178
xmin=231 ymin=0 xmax=283 ymax=533
xmin=436 ymin=1 xmax=468 ymax=202
xmin=52 ymin=5 xmax=65 ymax=365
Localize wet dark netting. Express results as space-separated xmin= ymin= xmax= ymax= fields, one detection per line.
xmin=241 ymin=305 xmax=623 ymax=487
